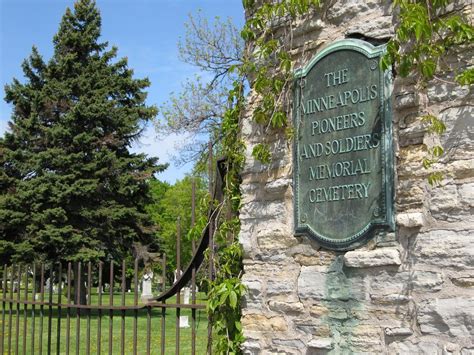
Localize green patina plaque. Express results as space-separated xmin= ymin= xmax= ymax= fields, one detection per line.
xmin=293 ymin=39 xmax=394 ymax=250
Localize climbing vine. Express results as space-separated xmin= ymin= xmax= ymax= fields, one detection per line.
xmin=207 ymin=0 xmax=472 ymax=353
xmin=382 ymin=0 xmax=473 ymax=184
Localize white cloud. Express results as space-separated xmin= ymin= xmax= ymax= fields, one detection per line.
xmin=130 ymin=124 xmax=192 ymax=184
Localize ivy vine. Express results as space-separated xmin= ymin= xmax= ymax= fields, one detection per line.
xmin=382 ymin=0 xmax=473 ymax=184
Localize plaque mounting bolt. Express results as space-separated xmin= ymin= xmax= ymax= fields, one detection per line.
xmin=370 ymin=60 xmax=378 ymax=70
xmin=301 ymin=214 xmax=307 ymax=223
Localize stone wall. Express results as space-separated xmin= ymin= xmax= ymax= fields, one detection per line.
xmin=239 ymin=1 xmax=473 ymax=354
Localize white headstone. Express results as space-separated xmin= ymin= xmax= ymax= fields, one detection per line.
xmin=183 ymin=287 xmax=191 ymax=304
xmin=45 ymin=277 xmax=51 ymax=292
xmin=179 ymin=287 xmax=191 ymax=328
xmin=179 ymin=315 xmax=190 ymax=328
xmin=141 ymin=270 xmax=153 ymax=303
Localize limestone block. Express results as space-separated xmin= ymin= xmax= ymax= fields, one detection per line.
xmin=290 ymin=245 xmax=337 ymax=266
xmin=343 ymin=248 xmax=401 ymax=268
xmin=256 ymin=222 xmax=297 ymax=251
xmin=413 ymin=230 xmax=474 ymax=270
xmin=396 ymin=180 xmax=424 ymax=209
xmin=370 ymin=293 xmax=411 ymax=304
xmin=240 ymin=182 xmax=259 ymax=203
xmin=264 ymin=178 xmax=291 ymax=196
xmin=441 ymin=106 xmax=474 ymax=161
xmin=294 ymin=320 xmax=331 ymax=337
xmin=239 ymin=229 xmax=254 ymax=258
xmin=459 ymin=183 xmax=474 ymax=207
xmin=418 ymin=297 xmax=474 ymax=337
xmin=242 ymin=314 xmax=288 ymax=332
xmin=384 ymin=327 xmax=413 ymax=336
xmin=396 ymin=212 xmax=425 ymax=228
xmin=243 ymin=279 xmax=263 ymax=308
xmin=298 ymin=264 xmax=365 ymax=301
xmin=346 ymin=15 xmax=393 ymax=38
xmin=449 ymin=159 xmax=474 ymax=179
xmin=369 ymin=270 xmax=443 ymax=301
xmin=309 ymin=305 xmax=329 ymax=317
xmin=268 ymin=300 xmax=304 ymax=314
xmin=308 ymin=338 xmax=333 ymax=350
xmin=427 ymin=82 xmax=470 ymax=102
xmin=325 ymin=0 xmax=380 ymax=24
xmin=293 ymin=17 xmax=325 ymax=38
xmin=262 ymin=263 xmax=301 ymax=302
xmin=395 ymin=92 xmax=418 ymax=110
xmin=350 ymin=325 xmax=383 ymax=351
xmin=388 ymin=340 xmax=441 ymax=354
xmin=267 ymin=277 xmax=298 ymax=301
xmin=398 ymin=145 xmax=428 ymax=178
xmin=240 ymin=200 xmax=287 ymax=221
xmin=398 ymin=124 xmax=427 ymax=147
xmin=272 ymin=338 xmax=305 ymax=350
xmin=242 ymin=339 xmax=261 ymax=355
xmin=297 ymin=267 xmax=327 ymax=300
xmin=444 ymin=342 xmax=461 ymax=353
xmin=244 ymin=279 xmax=262 ymax=296
xmin=411 ymin=271 xmax=444 ymax=292
xmin=430 ymin=184 xmax=461 ymax=221
xmin=451 ymin=276 xmax=474 ymax=288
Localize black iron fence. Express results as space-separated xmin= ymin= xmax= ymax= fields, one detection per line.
xmin=0 ymin=257 xmax=208 ymax=355
xmin=1 ymin=147 xmax=226 ymax=355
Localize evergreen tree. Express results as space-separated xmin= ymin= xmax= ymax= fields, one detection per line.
xmin=0 ymin=0 xmax=166 ymax=264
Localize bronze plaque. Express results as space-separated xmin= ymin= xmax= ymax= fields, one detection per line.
xmin=293 ymin=39 xmax=394 ymax=250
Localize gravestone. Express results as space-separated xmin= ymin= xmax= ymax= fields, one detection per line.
xmin=179 ymin=287 xmax=191 ymax=328
xmin=45 ymin=277 xmax=51 ymax=292
xmin=141 ymin=270 xmax=153 ymax=303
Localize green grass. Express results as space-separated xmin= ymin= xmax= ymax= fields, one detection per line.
xmin=0 ymin=292 xmax=209 ymax=354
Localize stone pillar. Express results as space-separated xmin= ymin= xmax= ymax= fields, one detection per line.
xmin=240 ymin=1 xmax=474 ymax=354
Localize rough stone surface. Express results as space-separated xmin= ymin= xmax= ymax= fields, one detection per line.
xmin=396 ymin=212 xmax=425 ymax=228
xmin=343 ymin=248 xmax=401 ymax=268
xmin=240 ymin=1 xmax=474 ymax=353
xmin=418 ymin=298 xmax=474 ymax=337
xmin=307 ymin=338 xmax=333 ymax=350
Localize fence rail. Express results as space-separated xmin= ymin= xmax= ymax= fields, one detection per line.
xmin=1 ymin=149 xmax=224 ymax=355
xmin=0 ymin=258 xmax=208 ymax=355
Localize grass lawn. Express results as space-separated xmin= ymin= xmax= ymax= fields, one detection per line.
xmin=1 ymin=292 xmax=209 ymax=354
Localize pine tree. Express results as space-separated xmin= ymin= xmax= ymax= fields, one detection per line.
xmin=0 ymin=0 xmax=166 ymax=264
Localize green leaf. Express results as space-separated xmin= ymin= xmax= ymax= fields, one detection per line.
xmin=455 ymin=68 xmax=474 ymax=86
xmin=229 ymin=290 xmax=238 ymax=309
xmin=271 ymin=111 xmax=287 ymax=128
xmin=428 ymin=172 xmax=443 ymax=186
xmin=432 ymin=146 xmax=444 ymax=157
xmin=422 ymin=158 xmax=433 ymax=169
xmin=252 ymin=143 xmax=271 ymax=164
xmin=420 ymin=59 xmax=436 ymax=79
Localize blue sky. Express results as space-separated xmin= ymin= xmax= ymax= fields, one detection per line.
xmin=0 ymin=0 xmax=245 ymax=182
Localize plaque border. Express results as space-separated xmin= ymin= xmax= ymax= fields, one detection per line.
xmin=293 ymin=39 xmax=395 ymax=251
